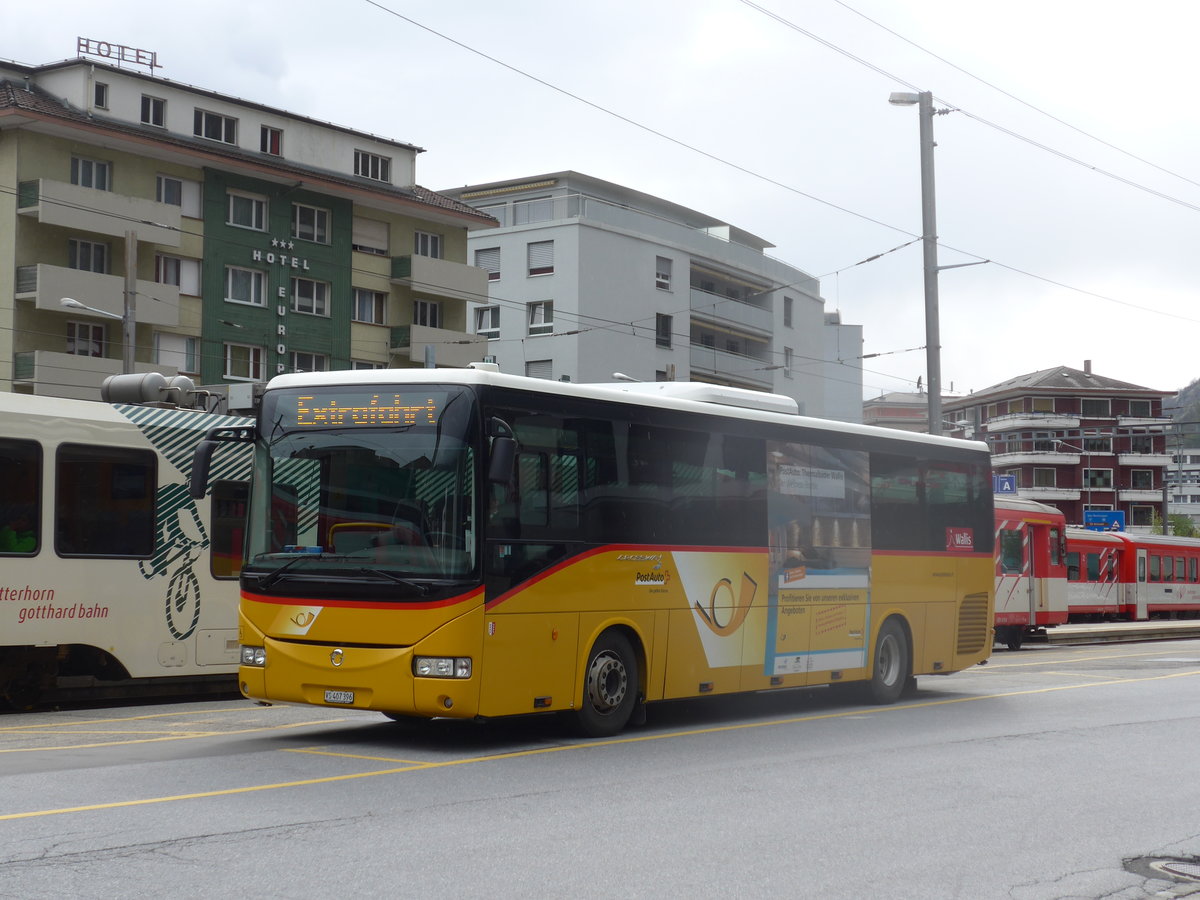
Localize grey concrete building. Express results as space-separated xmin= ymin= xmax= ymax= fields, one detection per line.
xmin=440 ymin=172 xmax=863 ymax=422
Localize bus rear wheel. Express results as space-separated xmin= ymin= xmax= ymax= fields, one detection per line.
xmin=867 ymin=618 xmax=910 ymax=704
xmin=575 ymin=631 xmax=638 ymax=738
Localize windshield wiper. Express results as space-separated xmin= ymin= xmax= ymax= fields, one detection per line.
xmin=256 ymin=554 xmax=321 ymax=589
xmin=358 ymin=567 xmax=431 ymax=595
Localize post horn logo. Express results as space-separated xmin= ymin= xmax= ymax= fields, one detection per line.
xmin=330 ymin=648 xmax=344 ymax=667
xmin=695 ymin=572 xmax=758 ymax=637
xmin=290 ymin=611 xmax=316 ymax=627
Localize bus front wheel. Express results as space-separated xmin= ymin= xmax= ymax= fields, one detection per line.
xmin=575 ymin=630 xmax=639 ymax=738
xmin=867 ymin=618 xmax=910 ymax=704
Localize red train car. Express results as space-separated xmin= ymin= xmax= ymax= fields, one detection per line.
xmin=993 ymin=496 xmax=1068 ymax=649
xmin=1065 ymin=529 xmax=1200 ymax=621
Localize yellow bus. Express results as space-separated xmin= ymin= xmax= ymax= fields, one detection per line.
xmin=192 ymin=366 xmax=994 ymax=736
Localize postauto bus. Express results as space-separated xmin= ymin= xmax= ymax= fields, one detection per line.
xmin=192 ymin=365 xmax=995 ymax=736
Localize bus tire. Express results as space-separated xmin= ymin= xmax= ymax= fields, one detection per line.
xmin=575 ymin=630 xmax=638 ymax=738
xmin=867 ymin=617 xmax=909 ymax=705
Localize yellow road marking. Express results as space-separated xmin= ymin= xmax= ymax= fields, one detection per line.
xmin=284 ymin=748 xmax=428 ymax=764
xmin=978 ymin=647 xmax=1200 ymax=669
xmin=0 ymin=718 xmax=349 ymax=753
xmin=3 ymin=668 xmax=1197 ymax=822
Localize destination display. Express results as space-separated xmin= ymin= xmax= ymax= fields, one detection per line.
xmin=267 ymin=389 xmax=458 ymax=429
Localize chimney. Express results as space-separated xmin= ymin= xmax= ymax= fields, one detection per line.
xmin=1083 ymin=359 xmax=1092 ymax=375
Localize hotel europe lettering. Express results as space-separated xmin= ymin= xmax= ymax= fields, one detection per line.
xmin=253 ymin=238 xmax=312 ymax=374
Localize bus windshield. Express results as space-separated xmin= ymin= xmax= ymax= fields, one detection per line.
xmin=245 ymin=386 xmax=478 ymax=594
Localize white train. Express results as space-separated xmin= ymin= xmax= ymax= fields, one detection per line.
xmin=0 ymin=375 xmax=251 ymax=707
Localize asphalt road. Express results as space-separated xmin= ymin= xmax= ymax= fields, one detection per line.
xmin=2 ymin=639 xmax=1199 ymax=899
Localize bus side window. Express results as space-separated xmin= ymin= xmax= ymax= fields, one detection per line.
xmin=0 ymin=438 xmax=41 ymax=555
xmin=211 ymin=480 xmax=248 ymax=578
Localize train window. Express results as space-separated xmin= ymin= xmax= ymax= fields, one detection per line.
xmin=211 ymin=480 xmax=248 ymax=578
xmin=1176 ymin=557 xmax=1185 ymax=582
xmin=1066 ymin=551 xmax=1080 ymax=581
xmin=1104 ymin=553 xmax=1118 ymax=581
xmin=1138 ymin=555 xmax=1146 ymax=583
xmin=1191 ymin=558 xmax=1198 ymax=583
xmin=1163 ymin=557 xmax=1174 ymax=582
xmin=0 ymin=438 xmax=41 ymax=555
xmin=1049 ymin=527 xmax=1062 ymax=566
xmin=1086 ymin=553 xmax=1101 ymax=581
xmin=56 ymin=444 xmax=156 ymax=557
xmin=999 ymin=529 xmax=1023 ymax=574
xmin=1149 ymin=555 xmax=1161 ymax=582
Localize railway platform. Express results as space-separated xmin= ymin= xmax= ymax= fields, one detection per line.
xmin=1042 ymin=620 xmax=1200 ymax=645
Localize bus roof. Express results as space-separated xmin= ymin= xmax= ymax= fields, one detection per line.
xmin=265 ymin=367 xmax=988 ymax=455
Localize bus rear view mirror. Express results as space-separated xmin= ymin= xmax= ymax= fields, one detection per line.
xmin=488 ymin=436 xmax=516 ymax=484
xmin=190 ymin=425 xmax=255 ymax=500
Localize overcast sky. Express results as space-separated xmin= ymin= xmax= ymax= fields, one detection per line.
xmin=10 ymin=1 xmax=1200 ymax=403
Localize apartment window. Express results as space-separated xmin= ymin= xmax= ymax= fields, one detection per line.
xmin=528 ymin=300 xmax=553 ymax=335
xmin=1083 ymin=436 xmax=1112 ymax=454
xmin=157 ymin=175 xmax=182 ymax=206
xmin=225 ymin=266 xmax=266 ymax=306
xmin=354 ymin=149 xmax=391 ymax=182
xmin=352 ymin=361 xmax=385 ymax=370
xmin=475 ymin=305 xmax=500 ymax=339
xmin=227 ymin=190 xmax=267 ymax=230
xmin=224 ymin=343 xmax=264 ymax=381
xmin=68 ymin=238 xmax=108 ymax=273
xmin=1083 ymin=468 xmax=1113 ymax=489
xmin=1032 ymin=397 xmax=1054 ymax=412
xmin=656 ymin=313 xmax=672 ymax=348
xmin=655 ymin=257 xmax=672 ymax=291
xmin=292 ymin=204 xmax=330 ymax=244
xmin=141 ymin=95 xmax=166 ymax=127
xmin=475 ymin=247 xmax=500 ymax=280
xmin=155 ymin=334 xmax=198 ymax=374
xmin=1081 ymin=398 xmax=1110 ymax=417
xmin=527 ymin=240 xmax=554 ymax=276
xmin=260 ymin=125 xmax=283 ymax=156
xmin=783 ymin=296 xmax=794 ymax=328
xmin=93 ymin=82 xmax=109 ymax=109
xmin=292 ymin=278 xmax=330 ymax=316
xmin=66 ymin=321 xmax=104 ymax=357
xmin=155 ymin=255 xmax=182 ymax=286
xmin=290 ymin=352 xmax=327 ymax=374
xmin=195 ymin=108 xmax=237 ymax=144
xmin=70 ymin=156 xmax=110 ymax=191
xmin=1033 ymin=468 xmax=1056 ymax=487
xmin=413 ymin=299 xmax=442 ymax=328
xmin=1130 ymin=435 xmax=1154 ymax=454
xmin=352 ymin=288 xmax=387 ymax=325
xmin=352 ymin=217 xmax=389 ymax=255
xmin=1131 ymin=469 xmax=1154 ymax=490
xmin=1128 ymin=399 xmax=1152 ymax=417
xmin=414 ymin=231 xmax=442 ymax=259
xmin=783 ymin=347 xmax=794 ymax=378
xmin=156 ymin=175 xmax=202 ymax=217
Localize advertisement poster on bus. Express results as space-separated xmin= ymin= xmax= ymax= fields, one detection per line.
xmin=764 ymin=441 xmax=871 ymax=676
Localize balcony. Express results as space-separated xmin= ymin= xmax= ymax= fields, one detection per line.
xmin=15 ymin=264 xmax=179 ymax=327
xmin=12 ymin=351 xmax=177 ymax=400
xmin=689 ymin=343 xmax=773 ymax=389
xmin=390 ymin=324 xmax=488 ymax=368
xmin=1117 ymin=453 xmax=1172 ymax=467
xmin=1119 ymin=489 xmax=1163 ymax=502
xmin=391 ymin=255 xmax=487 ymax=303
xmin=17 ymin=179 xmax=180 ymax=246
xmin=992 ymin=450 xmax=1080 ymax=466
xmin=1117 ymin=415 xmax=1172 ymax=428
xmin=985 ymin=412 xmax=1081 ymax=431
xmin=1018 ymin=487 xmax=1081 ymax=501
xmin=689 ymin=288 xmax=773 ymax=336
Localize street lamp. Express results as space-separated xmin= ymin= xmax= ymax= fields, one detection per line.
xmin=889 ymin=90 xmax=945 ymax=435
xmin=61 ymin=296 xmax=133 ymax=373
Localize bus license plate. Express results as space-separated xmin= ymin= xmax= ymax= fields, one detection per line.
xmin=324 ymin=690 xmax=354 ymax=705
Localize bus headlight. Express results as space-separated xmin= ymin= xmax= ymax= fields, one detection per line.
xmin=241 ymin=645 xmax=266 ymax=667
xmin=413 ymin=656 xmax=472 ymax=679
